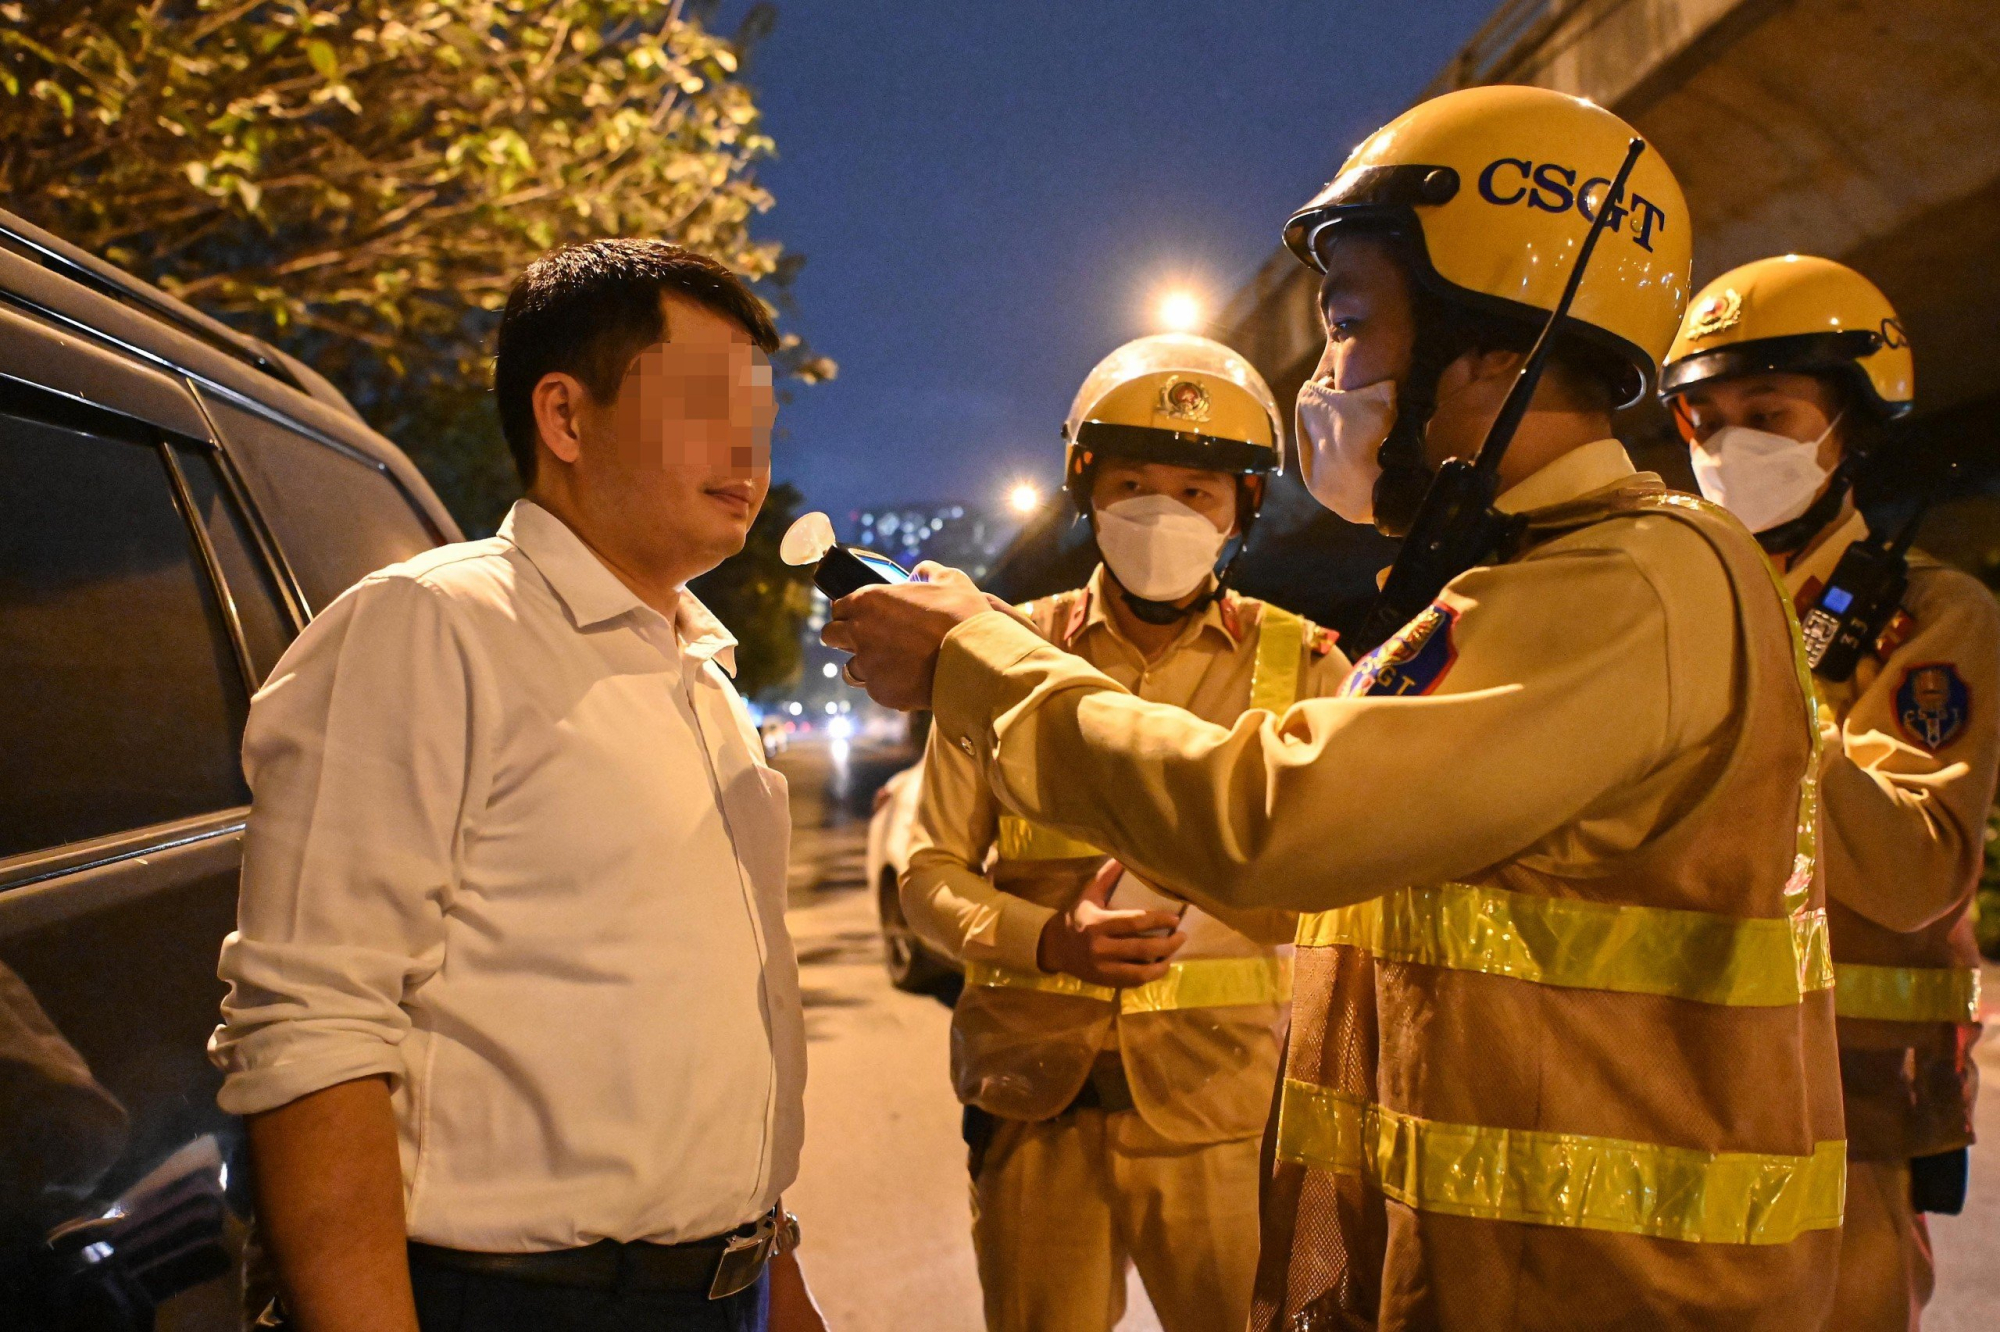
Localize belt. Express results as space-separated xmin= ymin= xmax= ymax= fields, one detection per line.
xmin=407 ymin=1208 xmax=797 ymax=1300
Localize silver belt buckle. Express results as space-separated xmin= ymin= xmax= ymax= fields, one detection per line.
xmin=708 ymin=1211 xmax=776 ymax=1300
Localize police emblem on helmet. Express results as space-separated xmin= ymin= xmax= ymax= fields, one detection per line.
xmin=1687 ymin=288 xmax=1742 ymax=338
xmin=1157 ymin=377 xmax=1212 ymax=424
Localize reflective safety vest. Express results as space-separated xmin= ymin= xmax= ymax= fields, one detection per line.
xmin=1253 ymin=490 xmax=1845 ymax=1332
xmin=953 ymin=596 xmax=1313 ymax=1143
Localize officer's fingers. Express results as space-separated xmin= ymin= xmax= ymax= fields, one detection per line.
xmin=1080 ymin=859 xmax=1123 ymax=907
xmin=911 ymin=561 xmax=978 ymax=591
xmin=1155 ymin=928 xmax=1189 ymax=959
xmin=819 ymin=620 xmax=857 ymax=652
xmin=1097 ymin=959 xmax=1172 ymax=987
xmin=1097 ymin=908 xmax=1181 ymax=938
xmin=1094 ymin=932 xmax=1181 ymax=963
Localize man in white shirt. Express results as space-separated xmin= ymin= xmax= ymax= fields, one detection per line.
xmin=209 ymin=240 xmax=826 ymax=1332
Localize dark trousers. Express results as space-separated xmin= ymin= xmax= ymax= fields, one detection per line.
xmin=410 ymin=1257 xmax=769 ymax=1332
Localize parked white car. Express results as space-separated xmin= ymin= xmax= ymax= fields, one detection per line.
xmin=865 ymin=759 xmax=959 ymax=993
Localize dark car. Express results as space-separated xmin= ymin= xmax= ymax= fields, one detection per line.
xmin=0 ymin=207 xmax=458 ymax=1329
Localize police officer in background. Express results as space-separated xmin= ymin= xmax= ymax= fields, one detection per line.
xmin=1662 ymin=256 xmax=1999 ymax=1331
xmin=827 ymin=86 xmax=1845 ymax=1330
xmin=900 ymin=333 xmax=1345 ymax=1332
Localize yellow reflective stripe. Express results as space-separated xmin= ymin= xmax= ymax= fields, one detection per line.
xmin=1119 ymin=954 xmax=1291 ymax=1013
xmin=1249 ymin=605 xmax=1304 ymax=714
xmin=995 ymin=815 xmax=1100 ymax=861
xmin=1275 ymin=1078 xmax=1845 ymax=1245
xmin=1834 ymin=963 xmax=1983 ymax=1024
xmin=1296 ymin=883 xmax=1833 ymax=1007
xmin=963 ymin=956 xmax=1291 ymax=1014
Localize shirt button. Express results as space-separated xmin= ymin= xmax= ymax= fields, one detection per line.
xmin=958 ymin=736 xmax=977 ymax=757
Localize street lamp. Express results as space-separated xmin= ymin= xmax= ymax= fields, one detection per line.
xmin=1157 ymin=289 xmax=1202 ymax=333
xmin=1007 ymin=482 xmax=1041 ymax=516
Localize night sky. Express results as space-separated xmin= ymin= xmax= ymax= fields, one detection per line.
xmin=723 ymin=1 xmax=1499 ymax=523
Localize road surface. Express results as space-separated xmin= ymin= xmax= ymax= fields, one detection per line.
xmin=775 ymin=737 xmax=2000 ymax=1329
xmin=777 ymin=738 xmax=1163 ymax=1330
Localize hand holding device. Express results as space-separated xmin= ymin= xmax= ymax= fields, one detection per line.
xmin=1036 ymin=859 xmax=1186 ymax=988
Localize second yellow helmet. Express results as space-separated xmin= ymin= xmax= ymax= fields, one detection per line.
xmin=1062 ymin=333 xmax=1283 ymax=515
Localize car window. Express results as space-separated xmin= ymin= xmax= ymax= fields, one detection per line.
xmin=0 ymin=411 xmax=251 ymax=861
xmin=200 ymin=393 xmax=439 ymax=613
xmin=171 ymin=442 xmax=296 ymax=684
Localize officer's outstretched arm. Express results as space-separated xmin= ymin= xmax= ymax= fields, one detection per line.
xmin=930 ymin=547 xmax=1691 ymax=914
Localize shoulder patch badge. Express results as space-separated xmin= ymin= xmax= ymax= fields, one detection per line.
xmin=1308 ymin=624 xmax=1341 ymax=659
xmin=1339 ymin=603 xmax=1459 ymax=698
xmin=1895 ymin=662 xmax=1970 ymax=751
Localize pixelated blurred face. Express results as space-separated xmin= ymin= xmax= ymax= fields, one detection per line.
xmin=614 ymin=337 xmax=775 ymax=475
xmin=586 ymin=293 xmax=775 ymax=562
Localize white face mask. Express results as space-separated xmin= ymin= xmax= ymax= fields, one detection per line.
xmin=1295 ymin=378 xmax=1398 ymax=524
xmin=1689 ymin=418 xmax=1839 ymax=534
xmin=1093 ymin=493 xmax=1229 ymax=602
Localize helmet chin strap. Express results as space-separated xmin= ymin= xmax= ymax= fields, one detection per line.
xmin=1371 ymin=309 xmax=1466 ymax=538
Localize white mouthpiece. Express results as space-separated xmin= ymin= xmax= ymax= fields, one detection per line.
xmin=780 ymin=511 xmax=838 ymax=566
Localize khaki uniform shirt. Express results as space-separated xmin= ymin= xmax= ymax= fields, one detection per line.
xmin=904 ymin=566 xmax=1347 ymax=1141
xmin=1786 ymin=510 xmax=1999 ymax=1158
xmin=930 ymin=442 xmax=1743 ymax=902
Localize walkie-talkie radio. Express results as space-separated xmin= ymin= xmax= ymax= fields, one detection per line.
xmin=1349 ymin=137 xmax=1649 ymax=657
xmin=1797 ymin=487 xmax=1937 ymax=683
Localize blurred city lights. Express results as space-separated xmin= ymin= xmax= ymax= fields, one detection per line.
xmin=1008 ymin=482 xmax=1041 ymax=515
xmin=822 ymin=661 xmax=839 ymax=678
xmin=1157 ymin=288 xmax=1203 ymax=333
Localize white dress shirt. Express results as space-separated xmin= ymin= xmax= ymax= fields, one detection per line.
xmin=209 ymin=500 xmax=805 ymax=1251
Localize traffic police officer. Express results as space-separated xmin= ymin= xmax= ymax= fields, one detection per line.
xmin=901 ymin=333 xmax=1346 ymax=1332
xmin=1663 ymin=255 xmax=1998 ymax=1331
xmin=826 ymin=86 xmax=1845 ymax=1331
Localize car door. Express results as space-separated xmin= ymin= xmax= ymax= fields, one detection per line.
xmin=0 ymin=315 xmax=300 ymax=1329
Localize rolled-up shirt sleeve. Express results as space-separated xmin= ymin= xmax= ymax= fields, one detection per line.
xmin=209 ymin=574 xmax=480 ymax=1116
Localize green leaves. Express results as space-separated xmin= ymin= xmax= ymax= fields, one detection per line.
xmin=0 ymin=0 xmax=822 ymax=414
xmin=1 ymin=0 xmax=829 ymax=686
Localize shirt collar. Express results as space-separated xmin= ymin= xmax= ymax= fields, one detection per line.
xmin=500 ymin=500 xmax=739 ymax=674
xmin=1782 ymin=509 xmax=1869 ymax=603
xmin=1494 ymin=438 xmax=1639 ymax=515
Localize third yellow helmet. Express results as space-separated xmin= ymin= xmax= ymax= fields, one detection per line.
xmin=1661 ymin=255 xmax=1913 ymax=419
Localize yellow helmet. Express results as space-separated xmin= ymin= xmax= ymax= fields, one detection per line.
xmin=1284 ymin=85 xmax=1690 ymax=407
xmin=1062 ymin=333 xmax=1283 ymax=516
xmin=1661 ymin=255 xmax=1913 ymax=419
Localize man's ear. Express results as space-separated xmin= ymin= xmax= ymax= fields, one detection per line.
xmin=531 ymin=372 xmax=590 ymax=467
xmin=1463 ymin=346 xmax=1526 ymax=387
